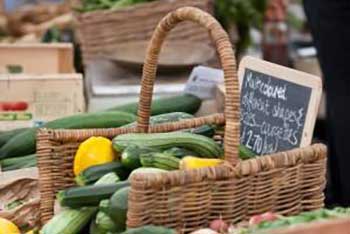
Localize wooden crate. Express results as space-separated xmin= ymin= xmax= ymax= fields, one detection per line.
xmin=0 ymin=43 xmax=74 ymax=74
xmin=0 ymin=73 xmax=85 ymax=130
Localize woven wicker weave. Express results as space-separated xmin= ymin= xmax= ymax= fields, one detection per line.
xmin=75 ymin=0 xmax=213 ymax=65
xmin=36 ymin=7 xmax=327 ymax=233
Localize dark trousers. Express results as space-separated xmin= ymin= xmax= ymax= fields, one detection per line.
xmin=303 ymin=0 xmax=350 ymax=206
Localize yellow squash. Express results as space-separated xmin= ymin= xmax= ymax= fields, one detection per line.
xmin=74 ymin=136 xmax=116 ymax=176
xmin=0 ymin=218 xmax=20 ymax=234
xmin=180 ymin=156 xmax=224 ymax=170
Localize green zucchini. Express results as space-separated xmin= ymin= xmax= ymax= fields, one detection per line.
xmin=58 ymin=181 xmax=130 ymax=208
xmin=0 ymin=111 xmax=136 ymax=159
xmin=163 ymin=147 xmax=199 ymax=158
xmin=239 ymin=145 xmax=256 ymax=160
xmin=113 ymin=132 xmax=223 ymax=158
xmin=107 ymin=94 xmax=201 ymax=115
xmin=0 ymin=128 xmax=29 ymax=148
xmin=140 ymin=152 xmax=180 ymax=170
xmin=41 ymin=207 xmax=97 ymax=234
xmin=94 ymin=172 xmax=120 ymax=185
xmin=0 ymin=154 xmax=36 ymax=171
xmin=75 ymin=161 xmax=131 ymax=186
xmin=95 ymin=211 xmax=118 ymax=233
xmin=121 ymin=145 xmax=159 ymax=170
xmin=108 ymin=186 xmax=130 ymax=232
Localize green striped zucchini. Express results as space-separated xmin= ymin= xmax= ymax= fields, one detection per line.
xmin=140 ymin=152 xmax=180 ymax=170
xmin=41 ymin=207 xmax=97 ymax=234
xmin=113 ymin=132 xmax=223 ymax=158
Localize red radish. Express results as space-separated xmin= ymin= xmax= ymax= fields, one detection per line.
xmin=261 ymin=212 xmax=279 ymax=222
xmin=210 ymin=219 xmax=228 ymax=233
xmin=249 ymin=215 xmax=264 ymax=226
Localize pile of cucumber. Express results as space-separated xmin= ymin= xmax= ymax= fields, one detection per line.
xmin=0 ymin=94 xmax=202 ymax=171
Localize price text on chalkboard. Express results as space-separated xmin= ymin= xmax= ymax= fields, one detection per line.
xmin=240 ymin=68 xmax=312 ymax=155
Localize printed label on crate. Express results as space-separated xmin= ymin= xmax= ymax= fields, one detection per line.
xmin=184 ymin=66 xmax=224 ymax=100
xmin=0 ymin=112 xmax=33 ymax=121
xmin=238 ymin=56 xmax=322 ymax=155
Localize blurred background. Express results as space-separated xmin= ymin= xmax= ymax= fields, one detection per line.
xmin=0 ymin=0 xmax=325 ymax=143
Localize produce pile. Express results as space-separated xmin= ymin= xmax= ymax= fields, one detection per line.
xmin=40 ymin=111 xmax=254 ymax=234
xmin=190 ymin=208 xmax=350 ymax=234
xmin=0 ymin=93 xmax=257 ymax=233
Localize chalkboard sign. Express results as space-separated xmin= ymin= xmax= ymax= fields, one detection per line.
xmin=238 ymin=57 xmax=322 ymax=155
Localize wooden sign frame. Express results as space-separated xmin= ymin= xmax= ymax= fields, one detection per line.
xmin=238 ymin=56 xmax=322 ymax=149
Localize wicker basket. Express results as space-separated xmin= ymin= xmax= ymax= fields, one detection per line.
xmin=37 ymin=7 xmax=327 ymax=233
xmin=74 ymin=0 xmax=214 ymax=65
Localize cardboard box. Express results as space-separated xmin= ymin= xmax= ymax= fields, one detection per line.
xmin=0 ymin=74 xmax=85 ymax=130
xmin=0 ymin=43 xmax=74 ymax=74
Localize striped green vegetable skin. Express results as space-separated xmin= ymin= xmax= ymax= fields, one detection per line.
xmin=41 ymin=207 xmax=97 ymax=234
xmin=140 ymin=152 xmax=180 ymax=170
xmin=113 ymin=132 xmax=223 ymax=158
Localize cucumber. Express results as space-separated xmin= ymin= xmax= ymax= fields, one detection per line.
xmin=0 ymin=154 xmax=37 ymax=171
xmin=0 ymin=128 xmax=29 ymax=148
xmin=108 ymin=186 xmax=130 ymax=232
xmin=57 ymin=181 xmax=130 ymax=208
xmin=0 ymin=111 xmax=136 ymax=159
xmin=121 ymin=145 xmax=159 ymax=170
xmin=113 ymin=132 xmax=223 ymax=158
xmin=76 ymin=161 xmax=131 ymax=186
xmin=140 ymin=152 xmax=180 ymax=170
xmin=163 ymin=147 xmax=199 ymax=158
xmin=107 ymin=94 xmax=201 ymax=115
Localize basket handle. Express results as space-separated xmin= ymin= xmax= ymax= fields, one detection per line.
xmin=136 ymin=7 xmax=240 ymax=165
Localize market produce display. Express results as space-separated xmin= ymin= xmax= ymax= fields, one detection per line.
xmin=38 ymin=112 xmax=256 ymax=233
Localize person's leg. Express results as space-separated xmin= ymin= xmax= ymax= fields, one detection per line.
xmin=304 ymin=0 xmax=350 ymax=206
